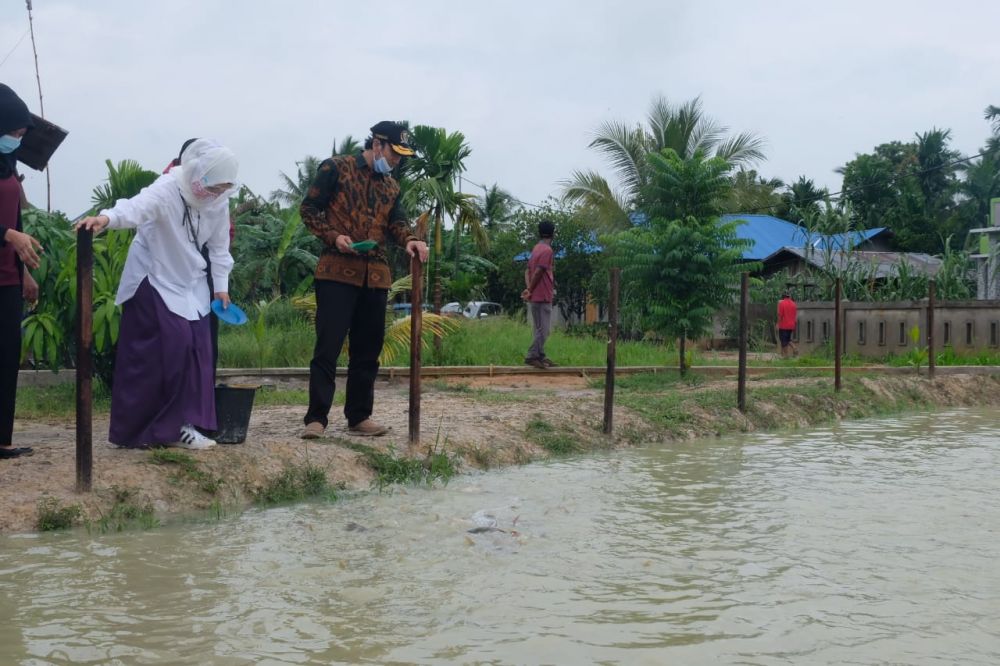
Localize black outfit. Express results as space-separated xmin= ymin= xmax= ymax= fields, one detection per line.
xmin=304 ymin=280 xmax=388 ymax=427
xmin=0 ymin=83 xmax=34 ymax=454
xmin=299 ymin=153 xmax=417 ymax=428
xmin=0 ymin=285 xmax=22 ymax=447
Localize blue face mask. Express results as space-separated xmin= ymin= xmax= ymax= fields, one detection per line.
xmin=0 ymin=135 xmax=21 ymax=154
xmin=372 ymin=154 xmax=392 ymax=174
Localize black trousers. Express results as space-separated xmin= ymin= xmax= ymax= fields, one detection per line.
xmin=0 ymin=285 xmax=23 ymax=446
xmin=305 ymin=279 xmax=388 ymax=428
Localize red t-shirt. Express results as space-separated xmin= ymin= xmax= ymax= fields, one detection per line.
xmin=0 ymin=174 xmax=22 ymax=286
xmin=777 ymin=297 xmax=797 ymax=331
xmin=527 ymin=241 xmax=554 ymax=303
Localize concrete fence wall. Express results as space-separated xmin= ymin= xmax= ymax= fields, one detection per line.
xmin=791 ymin=300 xmax=1000 ymax=357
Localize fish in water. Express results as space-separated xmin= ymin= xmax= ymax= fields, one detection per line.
xmin=467 ymin=526 xmax=506 ymax=534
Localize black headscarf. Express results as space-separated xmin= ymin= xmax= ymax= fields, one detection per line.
xmin=0 ymin=84 xmax=34 ymax=179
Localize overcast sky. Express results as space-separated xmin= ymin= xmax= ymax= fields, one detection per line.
xmin=1 ymin=1 xmax=997 ymax=217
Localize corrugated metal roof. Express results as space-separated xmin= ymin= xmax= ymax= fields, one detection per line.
xmin=766 ymin=246 xmax=942 ymax=278
xmin=512 ymin=214 xmax=888 ymax=262
xmin=721 ymin=214 xmax=886 ymax=260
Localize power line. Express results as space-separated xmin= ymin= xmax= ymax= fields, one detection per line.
xmin=0 ymin=29 xmax=29 ymax=69
xmin=459 ymin=175 xmax=547 ymax=210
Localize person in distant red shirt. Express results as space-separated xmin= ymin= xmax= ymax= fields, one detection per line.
xmin=777 ymin=291 xmax=798 ymax=358
xmin=522 ymin=220 xmax=556 ymax=368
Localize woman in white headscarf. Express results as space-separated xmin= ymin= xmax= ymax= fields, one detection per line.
xmin=76 ymin=139 xmax=238 ymax=450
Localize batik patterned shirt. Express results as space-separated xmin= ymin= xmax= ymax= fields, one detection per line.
xmin=300 ymin=153 xmax=419 ymax=289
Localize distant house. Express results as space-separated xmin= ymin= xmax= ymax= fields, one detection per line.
xmin=720 ymin=214 xmax=893 ymax=262
xmin=720 ymin=214 xmax=944 ymax=288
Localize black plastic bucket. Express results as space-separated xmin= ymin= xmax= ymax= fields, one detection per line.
xmin=213 ymin=384 xmax=258 ymax=444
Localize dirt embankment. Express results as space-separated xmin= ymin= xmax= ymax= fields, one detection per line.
xmin=3 ymin=372 xmax=998 ymax=535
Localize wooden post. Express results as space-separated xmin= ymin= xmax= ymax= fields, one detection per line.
xmin=834 ymin=277 xmax=842 ymax=392
xmin=408 ymin=255 xmax=423 ymax=444
xmin=75 ymin=229 xmax=93 ymax=492
xmin=737 ymin=272 xmax=749 ymax=412
xmin=602 ymin=268 xmax=620 ymax=435
xmin=927 ymin=279 xmax=936 ymax=379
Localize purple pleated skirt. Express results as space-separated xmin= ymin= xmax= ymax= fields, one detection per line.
xmin=108 ymin=278 xmax=216 ymax=448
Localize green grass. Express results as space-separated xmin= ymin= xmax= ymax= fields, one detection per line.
xmin=218 ymin=319 xmax=316 ymax=368
xmin=148 ymin=448 xmax=224 ymax=495
xmin=429 ymin=317 xmax=669 ymax=367
xmin=524 ymin=414 xmax=582 ymax=455
xmin=15 ymin=383 xmax=111 ymax=418
xmin=342 ymin=441 xmax=457 ymax=491
xmin=88 ymin=486 xmax=159 ymax=533
xmin=36 ymin=496 xmax=83 ymax=531
xmin=253 ymin=463 xmax=335 ymax=505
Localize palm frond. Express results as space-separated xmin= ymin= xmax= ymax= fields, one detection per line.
xmin=381 ymin=313 xmax=461 ymax=364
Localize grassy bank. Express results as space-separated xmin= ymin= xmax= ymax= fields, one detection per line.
xmin=600 ymin=371 xmax=1000 ymax=440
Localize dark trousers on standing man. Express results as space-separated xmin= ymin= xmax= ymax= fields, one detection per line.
xmin=0 ymin=285 xmax=23 ymax=446
xmin=305 ymin=279 xmax=388 ymax=428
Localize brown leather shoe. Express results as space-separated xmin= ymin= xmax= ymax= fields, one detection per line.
xmin=525 ymin=358 xmax=546 ymax=369
xmin=540 ymin=358 xmax=558 ymax=368
xmin=348 ymin=419 xmax=389 ymax=437
xmin=301 ymin=421 xmax=326 ymax=439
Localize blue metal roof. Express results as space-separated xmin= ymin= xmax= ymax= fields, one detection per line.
xmin=721 ymin=214 xmax=886 ymax=260
xmin=512 ymin=214 xmax=886 ymax=262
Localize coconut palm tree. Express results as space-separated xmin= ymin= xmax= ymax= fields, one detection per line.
xmin=562 ymin=95 xmax=766 ymax=228
xmin=477 ymin=183 xmax=516 ymax=231
xmin=777 ymin=176 xmax=829 ymax=223
xmin=270 ymin=137 xmax=362 ymax=206
xmin=402 ymin=125 xmax=485 ymax=314
xmin=724 ymin=169 xmax=783 ymax=214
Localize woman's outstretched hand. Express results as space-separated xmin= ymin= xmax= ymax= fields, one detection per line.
xmin=74 ymin=215 xmax=110 ymax=233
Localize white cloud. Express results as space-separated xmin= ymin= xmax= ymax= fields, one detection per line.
xmin=0 ymin=0 xmax=996 ymax=215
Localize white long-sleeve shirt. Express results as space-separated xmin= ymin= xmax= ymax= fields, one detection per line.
xmin=101 ymin=174 xmax=234 ymax=321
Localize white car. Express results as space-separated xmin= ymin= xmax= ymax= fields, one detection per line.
xmin=463 ymin=301 xmax=503 ymax=319
xmin=440 ymin=302 xmax=462 ymax=315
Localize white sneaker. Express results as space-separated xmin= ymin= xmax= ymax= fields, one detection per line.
xmin=170 ymin=425 xmax=216 ymax=450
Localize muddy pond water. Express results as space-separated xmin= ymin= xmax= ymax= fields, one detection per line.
xmin=2 ymin=408 xmax=1000 ymax=664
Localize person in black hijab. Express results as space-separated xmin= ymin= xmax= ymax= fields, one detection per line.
xmin=0 ymin=83 xmax=41 ymax=459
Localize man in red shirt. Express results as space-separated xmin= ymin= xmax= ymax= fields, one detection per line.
xmin=522 ymin=220 xmax=556 ymax=368
xmin=777 ymin=291 xmax=797 ymax=358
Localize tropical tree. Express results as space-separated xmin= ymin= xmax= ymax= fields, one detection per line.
xmin=402 ymin=125 xmax=485 ymax=314
xmin=89 ymin=159 xmax=158 ymax=213
xmin=477 ymin=183 xmax=516 ymax=231
xmin=230 ymin=203 xmax=320 ymax=301
xmin=562 ymin=95 xmax=766 ymax=229
xmin=724 ymin=169 xmax=783 ymax=214
xmin=776 ymin=176 xmax=829 ymax=223
xmin=986 ymin=105 xmax=1000 ymax=149
xmin=837 ymin=129 xmax=962 ymax=253
xmin=270 ymin=137 xmax=361 ymax=206
xmin=604 ymin=149 xmax=753 ymax=375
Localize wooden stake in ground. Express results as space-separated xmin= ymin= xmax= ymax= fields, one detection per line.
xmin=927 ymin=279 xmax=936 ymax=379
xmin=737 ymin=272 xmax=749 ymax=412
xmin=408 ymin=255 xmax=423 ymax=444
xmin=76 ymin=229 xmax=93 ymax=492
xmin=834 ymin=277 xmax=842 ymax=392
xmin=603 ymin=268 xmax=620 ymax=434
